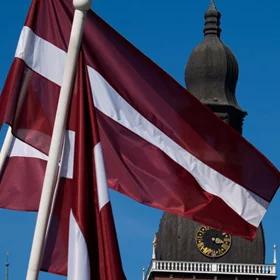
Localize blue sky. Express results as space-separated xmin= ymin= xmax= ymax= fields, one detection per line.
xmin=0 ymin=1 xmax=279 ymax=280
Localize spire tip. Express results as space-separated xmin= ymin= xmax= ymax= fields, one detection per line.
xmin=209 ymin=0 xmax=217 ymax=10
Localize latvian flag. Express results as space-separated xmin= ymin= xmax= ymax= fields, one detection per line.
xmin=0 ymin=1 xmax=126 ymax=279
xmin=0 ymin=0 xmax=279 ymax=278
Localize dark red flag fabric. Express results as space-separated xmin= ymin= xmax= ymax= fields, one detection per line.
xmin=0 ymin=1 xmax=279 ymax=264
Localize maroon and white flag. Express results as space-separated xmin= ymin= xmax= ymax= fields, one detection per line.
xmin=0 ymin=1 xmax=126 ymax=279
xmin=1 ymin=54 xmax=126 ymax=279
xmin=0 ymin=4 xmax=279 ymax=273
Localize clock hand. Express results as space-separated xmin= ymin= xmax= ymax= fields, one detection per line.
xmin=215 ymin=237 xmax=224 ymax=244
xmin=211 ymin=237 xmax=224 ymax=244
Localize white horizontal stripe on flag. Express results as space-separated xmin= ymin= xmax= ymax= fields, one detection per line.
xmin=9 ymin=137 xmax=48 ymax=160
xmin=94 ymin=142 xmax=110 ymax=210
xmin=14 ymin=24 xmax=268 ymax=227
xmin=8 ymin=130 xmax=75 ymax=179
xmin=68 ymin=210 xmax=90 ymax=280
xmin=15 ymin=26 xmax=65 ymax=86
xmin=87 ymin=66 xmax=268 ymax=227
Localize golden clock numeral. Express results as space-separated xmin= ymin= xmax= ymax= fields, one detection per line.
xmin=202 ymin=247 xmax=213 ymax=255
xmin=219 ymin=248 xmax=224 ymax=254
xmin=222 ymin=244 xmax=229 ymax=249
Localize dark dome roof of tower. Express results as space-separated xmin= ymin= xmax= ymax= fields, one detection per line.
xmin=155 ymin=213 xmax=265 ymax=264
xmin=185 ymin=1 xmax=242 ymax=109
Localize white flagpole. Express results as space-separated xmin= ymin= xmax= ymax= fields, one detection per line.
xmin=0 ymin=126 xmax=13 ymax=175
xmin=26 ymin=1 xmax=92 ymax=280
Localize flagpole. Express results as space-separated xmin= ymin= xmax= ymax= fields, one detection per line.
xmin=25 ymin=1 xmax=92 ymax=280
xmin=0 ymin=127 xmax=13 ymax=175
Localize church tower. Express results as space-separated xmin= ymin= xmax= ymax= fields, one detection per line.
xmin=185 ymin=0 xmax=246 ymax=133
xmin=145 ymin=2 xmax=277 ymax=280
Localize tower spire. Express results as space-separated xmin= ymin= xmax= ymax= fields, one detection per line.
xmin=204 ymin=0 xmax=221 ymax=37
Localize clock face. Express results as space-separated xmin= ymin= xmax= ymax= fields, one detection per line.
xmin=195 ymin=226 xmax=231 ymax=258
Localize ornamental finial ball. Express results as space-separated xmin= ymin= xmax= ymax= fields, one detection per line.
xmin=73 ymin=0 xmax=92 ymax=11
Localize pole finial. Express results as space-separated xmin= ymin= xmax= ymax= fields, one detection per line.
xmin=73 ymin=0 xmax=92 ymax=11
